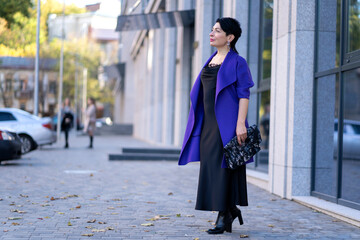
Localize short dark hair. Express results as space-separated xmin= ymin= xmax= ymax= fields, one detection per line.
xmin=216 ymin=17 xmax=242 ymax=54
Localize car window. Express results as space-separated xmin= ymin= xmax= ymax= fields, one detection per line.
xmin=352 ymin=124 xmax=360 ymax=135
xmin=0 ymin=112 xmax=17 ymax=121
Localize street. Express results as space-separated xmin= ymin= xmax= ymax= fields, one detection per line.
xmin=0 ymin=134 xmax=359 ymax=240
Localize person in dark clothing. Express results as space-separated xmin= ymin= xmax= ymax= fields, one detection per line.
xmin=61 ymin=98 xmax=74 ymax=148
xmin=178 ymin=17 xmax=254 ymax=234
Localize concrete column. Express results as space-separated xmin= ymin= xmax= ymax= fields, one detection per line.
xmin=162 ymin=0 xmax=177 ymax=145
xmin=174 ymin=0 xmax=194 ymax=146
xmin=153 ymin=28 xmax=165 ymax=143
xmin=222 ymin=0 xmax=249 ymax=58
xmin=269 ymin=0 xmax=316 ymax=198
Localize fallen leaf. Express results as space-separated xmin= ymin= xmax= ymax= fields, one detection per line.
xmin=87 ymin=219 xmax=96 ymax=223
xmin=71 ymin=217 xmax=80 ymax=219
xmin=188 ymin=200 xmax=192 ymax=203
xmin=9 ymin=203 xmax=15 ymax=206
xmin=3 ymin=230 xmax=9 ymax=232
xmin=11 ymin=222 xmax=20 ymax=226
xmin=50 ymin=197 xmax=57 ymax=201
xmin=144 ymin=230 xmax=150 ymax=232
xmin=112 ymin=198 xmax=121 ymax=201
xmin=130 ymin=225 xmax=137 ymax=227
xmin=41 ymin=204 xmax=50 ymax=207
xmin=85 ymin=226 xmax=93 ymax=229
xmin=44 ymin=216 xmax=50 ymax=219
xmin=57 ymin=212 xmax=65 ymax=215
xmin=90 ymin=173 xmax=94 ymax=177
xmin=106 ymin=227 xmax=114 ymax=230
xmin=95 ymin=213 xmax=101 ymax=215
xmin=141 ymin=223 xmax=154 ymax=227
xmin=268 ymin=224 xmax=274 ymax=227
xmin=168 ymin=192 xmax=173 ymax=196
xmin=76 ymin=205 xmax=81 ymax=209
xmin=98 ymin=221 xmax=107 ymax=224
xmin=270 ymin=198 xmax=277 ymax=201
xmin=0 ymin=198 xmax=3 ymax=201
xmin=240 ymin=234 xmax=249 ymax=238
xmin=186 ymin=215 xmax=195 ymax=217
xmin=8 ymin=217 xmax=22 ymax=220
xmin=19 ymin=194 xmax=28 ymax=198
xmin=146 ymin=201 xmax=156 ymax=204
xmin=107 ymin=207 xmax=115 ymax=210
xmin=176 ymin=214 xmax=181 ymax=217
xmin=1 ymin=222 xmax=6 ymax=224
xmin=81 ymin=233 xmax=94 ymax=237
xmin=207 ymin=220 xmax=213 ymax=222
xmin=111 ymin=213 xmax=119 ymax=215
xmin=92 ymin=229 xmax=106 ymax=232
xmin=256 ymin=206 xmax=262 ymax=208
xmin=194 ymin=238 xmax=199 ymax=240
xmin=68 ymin=221 xmax=72 ymax=226
xmin=38 ymin=218 xmax=43 ymax=220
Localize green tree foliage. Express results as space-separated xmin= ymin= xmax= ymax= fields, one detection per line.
xmin=0 ymin=0 xmax=113 ymax=114
xmin=0 ymin=0 xmax=32 ymax=28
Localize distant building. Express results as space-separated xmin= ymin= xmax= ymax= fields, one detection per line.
xmin=0 ymin=57 xmax=57 ymax=115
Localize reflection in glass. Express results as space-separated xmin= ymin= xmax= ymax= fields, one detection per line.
xmin=256 ymin=90 xmax=270 ymax=172
xmin=317 ymin=0 xmax=341 ymax=71
xmin=261 ymin=0 xmax=273 ymax=81
xmin=314 ymin=74 xmax=339 ymax=197
xmin=341 ymin=69 xmax=360 ymax=204
xmin=348 ymin=0 xmax=360 ymax=52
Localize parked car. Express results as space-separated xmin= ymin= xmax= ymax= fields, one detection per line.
xmin=0 ymin=108 xmax=57 ymax=154
xmin=0 ymin=129 xmax=22 ymax=161
xmin=334 ymin=119 xmax=360 ymax=160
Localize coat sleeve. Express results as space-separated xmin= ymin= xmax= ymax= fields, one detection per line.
xmin=235 ymin=57 xmax=254 ymax=99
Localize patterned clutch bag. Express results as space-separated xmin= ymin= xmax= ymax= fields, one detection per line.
xmin=223 ymin=125 xmax=262 ymax=170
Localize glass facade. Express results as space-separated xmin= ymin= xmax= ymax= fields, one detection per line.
xmin=253 ymin=0 xmax=273 ymax=173
xmin=313 ymin=0 xmax=360 ymax=210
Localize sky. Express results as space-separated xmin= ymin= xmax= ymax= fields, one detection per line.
xmin=55 ymin=0 xmax=121 ymax=17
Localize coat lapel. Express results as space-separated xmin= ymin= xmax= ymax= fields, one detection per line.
xmin=215 ymin=49 xmax=238 ymax=103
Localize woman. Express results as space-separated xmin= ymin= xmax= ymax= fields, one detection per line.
xmin=84 ymin=97 xmax=96 ymax=148
xmin=61 ymin=98 xmax=74 ymax=148
xmin=178 ymin=17 xmax=254 ymax=234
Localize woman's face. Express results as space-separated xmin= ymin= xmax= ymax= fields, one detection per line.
xmin=209 ymin=22 xmax=228 ymax=48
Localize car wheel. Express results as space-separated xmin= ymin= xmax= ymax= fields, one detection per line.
xmin=19 ymin=135 xmax=33 ymax=154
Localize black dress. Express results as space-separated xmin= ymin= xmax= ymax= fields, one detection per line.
xmin=195 ymin=64 xmax=248 ymax=211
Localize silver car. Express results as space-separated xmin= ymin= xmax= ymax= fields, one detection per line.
xmin=0 ymin=108 xmax=57 ymax=153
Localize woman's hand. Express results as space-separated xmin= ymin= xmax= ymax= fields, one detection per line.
xmin=236 ymin=122 xmax=247 ymax=145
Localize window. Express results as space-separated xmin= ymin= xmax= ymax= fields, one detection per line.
xmin=313 ymin=0 xmax=360 ymax=210
xmin=0 ymin=112 xmax=16 ymax=121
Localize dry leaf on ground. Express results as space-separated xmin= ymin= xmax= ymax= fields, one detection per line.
xmin=87 ymin=219 xmax=96 ymax=223
xmin=92 ymin=229 xmax=106 ymax=232
xmin=68 ymin=221 xmax=72 ymax=226
xmin=168 ymin=192 xmax=173 ymax=196
xmin=81 ymin=233 xmax=94 ymax=237
xmin=240 ymin=234 xmax=249 ymax=238
xmin=141 ymin=223 xmax=154 ymax=227
xmin=8 ymin=217 xmax=22 ymax=220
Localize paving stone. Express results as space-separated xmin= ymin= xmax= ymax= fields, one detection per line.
xmin=0 ymin=134 xmax=359 ymax=240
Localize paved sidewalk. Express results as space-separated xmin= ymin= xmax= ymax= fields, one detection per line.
xmin=0 ymin=134 xmax=359 ymax=240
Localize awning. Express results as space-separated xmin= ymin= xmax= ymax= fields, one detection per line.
xmin=116 ymin=9 xmax=195 ymax=32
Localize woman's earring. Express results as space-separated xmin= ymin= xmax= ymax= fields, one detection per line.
xmin=227 ymin=41 xmax=230 ymax=47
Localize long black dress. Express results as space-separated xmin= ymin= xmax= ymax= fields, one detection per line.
xmin=195 ymin=64 xmax=248 ymax=211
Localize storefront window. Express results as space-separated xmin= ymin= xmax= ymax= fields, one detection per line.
xmin=341 ymin=69 xmax=360 ymax=203
xmin=348 ymin=0 xmax=360 ymax=52
xmin=313 ymin=74 xmax=339 ymax=198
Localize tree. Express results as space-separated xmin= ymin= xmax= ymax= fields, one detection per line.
xmin=0 ymin=0 xmax=32 ymax=28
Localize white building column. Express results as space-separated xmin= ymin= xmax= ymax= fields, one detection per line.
xmin=174 ymin=0 xmax=194 ymax=146
xmin=162 ymin=0 xmax=177 ymax=145
xmin=269 ymin=0 xmax=316 ymax=198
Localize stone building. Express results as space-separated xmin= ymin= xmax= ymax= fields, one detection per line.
xmin=114 ymin=0 xmax=360 ymax=224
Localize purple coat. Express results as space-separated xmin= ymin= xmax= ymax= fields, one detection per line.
xmin=178 ymin=49 xmax=254 ymax=168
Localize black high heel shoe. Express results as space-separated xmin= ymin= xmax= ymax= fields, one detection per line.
xmin=207 ymin=211 xmax=232 ymax=234
xmin=230 ymin=206 xmax=244 ymax=225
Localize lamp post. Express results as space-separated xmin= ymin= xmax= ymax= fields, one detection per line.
xmin=56 ymin=0 xmax=65 ymax=141
xmin=34 ymin=0 xmax=40 ymax=115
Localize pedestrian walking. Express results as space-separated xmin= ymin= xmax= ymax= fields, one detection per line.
xmin=61 ymin=98 xmax=74 ymax=149
xmin=84 ymin=97 xmax=96 ymax=148
xmin=178 ymin=17 xmax=254 ymax=234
